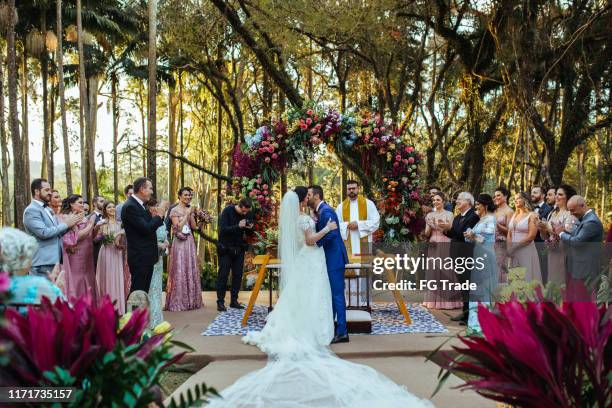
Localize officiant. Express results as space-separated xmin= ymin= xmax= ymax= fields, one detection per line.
xmin=335 ymin=180 xmax=380 ymax=307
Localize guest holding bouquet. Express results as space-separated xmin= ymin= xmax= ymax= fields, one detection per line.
xmin=507 ymin=192 xmax=542 ymax=282
xmin=59 ymin=194 xmax=98 ymax=302
xmin=538 ymin=184 xmax=577 ymax=284
xmin=165 ymin=187 xmax=203 ymax=311
xmin=94 ymin=202 xmax=126 ymax=314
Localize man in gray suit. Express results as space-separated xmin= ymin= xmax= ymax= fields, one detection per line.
xmin=23 ymin=178 xmax=82 ymax=278
xmin=560 ymin=195 xmax=604 ymax=287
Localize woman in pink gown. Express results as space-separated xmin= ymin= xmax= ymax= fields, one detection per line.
xmin=95 ymin=202 xmax=127 ymax=314
xmin=493 ymin=186 xmax=514 ymax=282
xmin=59 ymin=194 xmax=98 ymax=303
xmin=165 ymin=187 xmax=203 ymax=311
xmin=507 ymin=192 xmax=542 ymax=282
xmin=421 ymin=192 xmax=462 ymax=309
xmin=538 ymin=184 xmax=577 ymax=285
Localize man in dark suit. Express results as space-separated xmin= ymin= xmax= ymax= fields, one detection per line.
xmin=121 ymin=177 xmax=164 ymax=293
xmin=560 ymin=196 xmax=604 ymax=298
xmin=440 ymin=191 xmax=480 ymax=324
xmin=531 ymin=186 xmax=553 ymax=282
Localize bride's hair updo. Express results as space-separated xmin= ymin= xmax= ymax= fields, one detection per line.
xmin=294 ymin=186 xmax=308 ymax=202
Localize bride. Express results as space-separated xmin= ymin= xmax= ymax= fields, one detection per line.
xmin=204 ymin=187 xmax=434 ymax=407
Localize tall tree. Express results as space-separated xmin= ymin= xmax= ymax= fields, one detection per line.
xmin=147 ymin=0 xmax=157 ymax=191
xmin=57 ymin=0 xmax=72 ymax=194
xmin=76 ymin=0 xmax=89 ymax=199
xmin=0 ymin=49 xmax=11 ymax=226
xmin=8 ymin=0 xmax=26 ymax=228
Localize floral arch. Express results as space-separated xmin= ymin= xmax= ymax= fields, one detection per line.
xmin=229 ymin=104 xmax=427 ymax=246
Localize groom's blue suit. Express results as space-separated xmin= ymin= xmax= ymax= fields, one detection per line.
xmin=315 ymin=201 xmax=349 ymax=336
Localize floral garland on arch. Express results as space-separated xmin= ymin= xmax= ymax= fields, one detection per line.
xmin=229 ymin=103 xmax=427 ymax=247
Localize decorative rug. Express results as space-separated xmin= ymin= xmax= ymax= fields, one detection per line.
xmin=202 ymin=303 xmax=447 ymax=336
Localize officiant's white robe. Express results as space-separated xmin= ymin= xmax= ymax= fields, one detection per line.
xmin=336 ymin=197 xmax=380 ymax=306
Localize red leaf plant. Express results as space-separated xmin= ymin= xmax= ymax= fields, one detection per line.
xmin=445 ymin=300 xmax=611 ymax=408
xmin=0 ymin=295 xmax=172 ymax=386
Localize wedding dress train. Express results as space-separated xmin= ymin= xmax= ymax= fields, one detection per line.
xmin=204 ymin=191 xmax=434 ymax=407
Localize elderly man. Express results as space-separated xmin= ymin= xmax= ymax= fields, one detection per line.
xmin=440 ymin=192 xmax=480 ymax=323
xmin=560 ymin=196 xmax=604 ymax=295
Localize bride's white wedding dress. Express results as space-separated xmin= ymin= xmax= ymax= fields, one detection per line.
xmin=204 ymin=191 xmax=434 ymax=408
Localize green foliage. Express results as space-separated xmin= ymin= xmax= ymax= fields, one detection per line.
xmin=166 ymin=382 xmax=220 ymax=408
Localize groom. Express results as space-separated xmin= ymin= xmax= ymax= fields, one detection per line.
xmin=308 ymin=185 xmax=350 ymax=343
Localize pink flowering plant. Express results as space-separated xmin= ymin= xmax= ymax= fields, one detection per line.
xmin=0 ymin=295 xmax=216 ymax=407
xmin=436 ymin=298 xmax=611 ymax=408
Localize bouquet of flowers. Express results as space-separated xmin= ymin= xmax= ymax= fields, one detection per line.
xmin=194 ymin=209 xmax=213 ymax=225
xmin=100 ymin=232 xmax=116 ymax=246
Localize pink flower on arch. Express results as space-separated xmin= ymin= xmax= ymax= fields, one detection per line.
xmin=272 ymin=153 xmax=278 ymax=159
xmin=264 ymin=157 xmax=271 ymax=163
xmin=408 ymin=157 xmax=415 ymax=164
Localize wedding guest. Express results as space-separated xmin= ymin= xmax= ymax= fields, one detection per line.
xmin=560 ymin=196 xmax=604 ymax=293
xmin=507 ymin=192 xmax=542 ymax=282
xmin=464 ymin=194 xmax=497 ymax=334
xmin=335 ymin=180 xmax=380 ymax=307
xmin=493 ymin=186 xmax=514 ymax=282
xmin=0 ymin=227 xmax=64 ymax=310
xmin=115 ymin=184 xmax=134 ymax=224
xmin=59 ymin=194 xmax=98 ymax=302
xmin=94 ymin=201 xmax=126 ymax=314
xmin=50 ymin=190 xmax=62 ymax=215
xmin=165 ymin=187 xmax=202 ymax=311
xmin=429 ymin=186 xmax=453 ymax=212
xmin=92 ymin=196 xmax=106 ymax=267
xmin=216 ymin=198 xmax=254 ymax=311
xmin=83 ymin=201 xmax=91 ymax=216
xmin=23 ymin=178 xmax=81 ymax=278
xmin=538 ymin=184 xmax=577 ymax=284
xmin=122 ymin=177 xmax=165 ymax=294
xmin=421 ymin=191 xmax=462 ymax=309
xmin=440 ymin=192 xmax=479 ymax=323
xmin=146 ymin=198 xmax=169 ymax=328
xmin=545 ymin=187 xmax=557 ymax=207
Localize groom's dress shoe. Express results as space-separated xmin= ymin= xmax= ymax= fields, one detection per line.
xmin=230 ymin=301 xmax=245 ymax=309
xmin=217 ymin=301 xmax=227 ymax=312
xmin=331 ymin=334 xmax=350 ymax=344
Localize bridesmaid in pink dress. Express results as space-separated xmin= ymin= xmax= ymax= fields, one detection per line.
xmin=59 ymin=194 xmax=98 ymax=303
xmin=165 ymin=187 xmax=203 ymax=311
xmin=507 ymin=192 xmax=542 ymax=282
xmin=421 ymin=192 xmax=462 ymax=309
xmin=493 ymin=187 xmax=514 ymax=282
xmin=94 ymin=202 xmax=126 ymax=314
xmin=538 ymin=184 xmax=577 ymax=285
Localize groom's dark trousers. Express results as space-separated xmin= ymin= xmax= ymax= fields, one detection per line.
xmin=315 ymin=202 xmax=349 ymax=336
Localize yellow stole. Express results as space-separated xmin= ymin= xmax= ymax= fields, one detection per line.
xmin=342 ymin=195 xmax=370 ymax=255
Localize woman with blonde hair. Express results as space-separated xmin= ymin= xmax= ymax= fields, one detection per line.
xmin=507 ymin=192 xmax=542 ymax=282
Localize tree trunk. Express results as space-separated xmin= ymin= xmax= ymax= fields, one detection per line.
xmin=168 ymin=80 xmax=177 ymax=199
xmin=8 ymin=0 xmax=26 ymax=228
xmin=87 ymin=77 xmax=99 ymax=197
xmin=41 ymin=12 xmax=51 ymax=182
xmin=178 ymin=71 xmax=184 ymax=187
xmin=20 ymin=48 xmax=30 ymax=193
xmin=57 ymin=0 xmax=72 ymax=194
xmin=77 ymin=0 xmax=89 ymax=199
xmin=216 ymin=99 xmax=223 ymax=214
xmin=147 ymin=0 xmax=157 ymax=192
xmin=0 ymin=49 xmax=11 ymax=226
xmin=112 ymin=74 xmax=119 ymax=203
